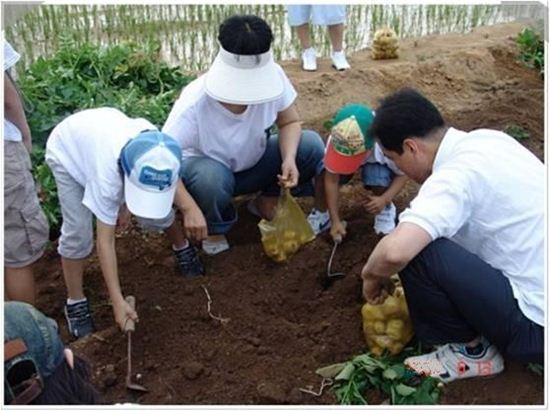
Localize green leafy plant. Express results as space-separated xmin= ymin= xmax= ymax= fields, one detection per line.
xmin=317 ymin=347 xmax=441 ymax=405
xmin=516 ymin=27 xmax=544 ymax=77
xmin=19 ymin=36 xmax=194 ymax=148
xmin=19 ymin=38 xmax=194 ymax=232
xmin=503 ymin=124 xmax=530 ymax=140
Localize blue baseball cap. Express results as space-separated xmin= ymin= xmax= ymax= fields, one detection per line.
xmin=4 ymin=302 xmax=65 ymax=404
xmin=120 ymin=130 xmax=182 ymax=219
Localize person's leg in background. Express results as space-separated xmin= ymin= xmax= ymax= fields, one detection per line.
xmin=313 ymin=5 xmax=350 ymax=70
xmin=4 ymin=140 xmax=49 ymax=306
xmin=136 ymin=210 xmax=204 ymax=277
xmin=399 ymin=238 xmax=543 ymax=381
xmin=287 ymin=5 xmax=317 ymax=71
xmin=361 ymin=163 xmax=396 ymax=235
xmin=180 ymin=156 xmax=237 ymax=255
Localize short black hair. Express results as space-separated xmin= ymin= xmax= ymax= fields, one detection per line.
xmin=218 ymin=15 xmax=273 ymax=55
xmin=369 ymin=88 xmax=445 ymax=154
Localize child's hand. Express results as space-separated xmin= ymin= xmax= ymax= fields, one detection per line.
xmin=330 ymin=220 xmax=347 ymax=243
xmin=364 ymin=194 xmax=387 ymax=215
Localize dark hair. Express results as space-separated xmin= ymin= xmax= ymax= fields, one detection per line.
xmin=369 ymin=88 xmax=445 ymax=154
xmin=32 ymin=355 xmax=101 ymax=405
xmin=218 ymin=15 xmax=273 ymax=55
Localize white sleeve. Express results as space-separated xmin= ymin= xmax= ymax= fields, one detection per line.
xmin=275 ymin=66 xmax=298 ymax=112
xmin=162 ymin=93 xmax=199 ymax=151
xmin=399 ymin=168 xmax=473 ymax=240
xmin=4 ymin=40 xmax=20 ymax=71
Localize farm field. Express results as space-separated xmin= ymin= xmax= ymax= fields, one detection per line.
xmin=28 ymin=21 xmax=545 ymax=405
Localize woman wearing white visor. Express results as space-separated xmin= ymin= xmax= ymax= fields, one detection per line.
xmin=163 ymin=14 xmax=329 ymax=256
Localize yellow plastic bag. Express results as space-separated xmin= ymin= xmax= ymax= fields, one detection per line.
xmin=361 ymin=277 xmax=414 ymax=356
xmin=259 ymin=189 xmax=315 ymax=262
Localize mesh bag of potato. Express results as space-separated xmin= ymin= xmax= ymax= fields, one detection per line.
xmin=371 ymin=27 xmax=399 ymax=60
xmin=259 ymin=189 xmax=315 ymax=262
xmin=361 ymin=277 xmax=414 ymax=356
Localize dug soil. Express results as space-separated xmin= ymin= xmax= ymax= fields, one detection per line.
xmin=34 ymin=22 xmax=544 ymax=405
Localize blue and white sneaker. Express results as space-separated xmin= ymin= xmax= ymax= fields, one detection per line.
xmin=64 ymin=300 xmax=95 ymax=339
xmin=404 ymin=338 xmax=504 ymax=383
xmin=307 ymin=208 xmax=331 ymax=235
xmin=175 ymin=244 xmax=205 ymax=277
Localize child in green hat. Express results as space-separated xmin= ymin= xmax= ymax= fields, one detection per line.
xmin=323 ymin=104 xmax=408 ymax=241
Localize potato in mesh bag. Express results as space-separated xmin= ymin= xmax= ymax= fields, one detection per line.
xmin=361 ymin=278 xmax=414 ymax=356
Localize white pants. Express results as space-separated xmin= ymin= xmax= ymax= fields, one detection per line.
xmin=287 ymin=5 xmax=346 ymax=26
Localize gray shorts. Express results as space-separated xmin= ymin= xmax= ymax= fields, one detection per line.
xmin=4 ymin=141 xmax=49 ymax=268
xmin=46 ymin=158 xmax=174 ymax=259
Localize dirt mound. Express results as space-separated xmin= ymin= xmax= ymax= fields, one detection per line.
xmin=32 ymin=22 xmax=544 ymax=405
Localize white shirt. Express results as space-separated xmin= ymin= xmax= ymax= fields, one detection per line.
xmin=365 ymin=142 xmax=404 ymax=175
xmin=45 ymin=108 xmax=155 ymax=225
xmin=4 ymin=40 xmax=23 ymax=142
xmin=399 ymin=127 xmax=544 ymax=326
xmin=162 ymin=65 xmax=297 ymax=172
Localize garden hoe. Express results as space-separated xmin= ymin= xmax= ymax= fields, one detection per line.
xmin=124 ymin=296 xmax=148 ymax=393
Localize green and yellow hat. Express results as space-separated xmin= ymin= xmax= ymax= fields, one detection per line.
xmin=324 ymin=104 xmax=375 ymax=174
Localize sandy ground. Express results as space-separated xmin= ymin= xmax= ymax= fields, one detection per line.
xmin=33 ymin=22 xmax=544 ymax=405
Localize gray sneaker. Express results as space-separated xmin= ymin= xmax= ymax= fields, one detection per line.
xmin=64 ymin=300 xmax=95 ymax=338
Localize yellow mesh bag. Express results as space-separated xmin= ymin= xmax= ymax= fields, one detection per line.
xmin=259 ymin=189 xmax=315 ymax=262
xmin=361 ymin=277 xmax=414 ymax=356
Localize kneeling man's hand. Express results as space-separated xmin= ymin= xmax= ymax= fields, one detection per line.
xmin=278 ymin=159 xmax=299 ymax=188
xmin=362 ymin=274 xmax=395 ymax=305
xmin=184 ymin=205 xmax=208 ymax=242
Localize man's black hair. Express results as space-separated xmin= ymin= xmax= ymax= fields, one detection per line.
xmin=218 ymin=15 xmax=273 ymax=55
xmin=369 ymin=88 xmax=445 ymax=154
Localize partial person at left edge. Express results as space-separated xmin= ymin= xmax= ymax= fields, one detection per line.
xmin=4 ymin=39 xmax=49 ymax=306
xmin=4 ymin=301 xmax=100 ymax=405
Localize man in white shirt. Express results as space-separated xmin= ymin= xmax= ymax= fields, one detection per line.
xmin=4 ymin=40 xmax=49 ymax=306
xmin=163 ymin=15 xmax=329 ymax=255
xmin=46 ymin=108 xmax=207 ymax=338
xmin=362 ymin=88 xmax=544 ymax=382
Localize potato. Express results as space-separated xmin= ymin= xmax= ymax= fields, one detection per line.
xmin=385 ymin=319 xmax=405 ymax=340
xmin=283 ymin=240 xmax=299 ymax=254
xmin=370 ymin=345 xmax=383 ymax=357
xmin=373 ymin=320 xmax=385 ymax=334
xmin=381 ymin=296 xmax=401 ymax=316
xmin=283 ymin=230 xmax=297 ymax=240
xmin=373 ymin=335 xmax=393 ymax=349
xmin=361 ymin=303 xmax=385 ymax=321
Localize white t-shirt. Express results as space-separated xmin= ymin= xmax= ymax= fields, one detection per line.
xmin=364 ymin=142 xmax=404 ymax=175
xmin=4 ymin=40 xmax=23 ymax=142
xmin=45 ymin=107 xmax=155 ymax=225
xmin=162 ymin=65 xmax=297 ymax=172
xmin=399 ymin=127 xmax=544 ymax=326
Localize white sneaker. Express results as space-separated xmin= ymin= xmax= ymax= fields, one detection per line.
xmin=374 ymin=202 xmax=396 ymax=235
xmin=202 ymin=236 xmax=230 ymax=255
xmin=404 ymin=339 xmax=505 ymax=383
xmin=302 ymin=47 xmax=317 ymax=71
xmin=331 ymin=50 xmax=351 ymax=71
xmin=307 ymin=208 xmax=330 ymax=235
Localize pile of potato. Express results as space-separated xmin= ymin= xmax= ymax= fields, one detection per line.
xmin=361 ymin=284 xmax=414 ymax=356
xmin=371 ymin=27 xmax=399 ymax=60
xmin=262 ymin=229 xmax=312 ymax=262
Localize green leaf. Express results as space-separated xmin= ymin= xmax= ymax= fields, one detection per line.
xmin=335 ymin=362 xmax=356 ymax=381
xmin=316 ymin=363 xmax=346 ymax=378
xmin=395 ymin=383 xmax=416 ymax=397
xmin=382 ymin=368 xmax=398 ymax=380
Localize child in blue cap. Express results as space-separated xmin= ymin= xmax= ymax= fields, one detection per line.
xmin=46 ymin=107 xmax=207 ymax=339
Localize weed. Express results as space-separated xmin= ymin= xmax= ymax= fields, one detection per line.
xmin=317 ymin=345 xmax=441 ymax=405
xmin=516 ymin=27 xmax=544 ymax=77
xmin=504 ymin=124 xmax=530 ymax=140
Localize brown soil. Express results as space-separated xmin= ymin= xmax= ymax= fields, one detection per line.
xmin=33 ymin=22 xmax=544 ymax=405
